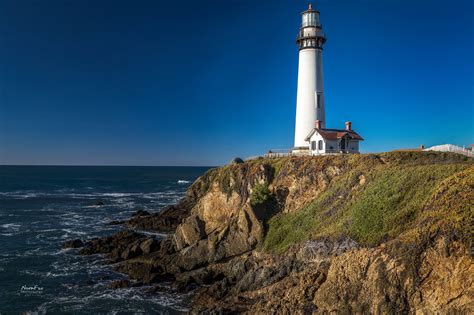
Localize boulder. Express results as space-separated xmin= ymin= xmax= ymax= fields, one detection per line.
xmin=131 ymin=210 xmax=150 ymax=217
xmin=230 ymin=157 xmax=244 ymax=164
xmin=174 ymin=215 xmax=206 ymax=250
xmin=107 ymin=279 xmax=130 ymax=289
xmin=62 ymin=239 xmax=84 ymax=249
xmin=125 ymin=205 xmax=189 ymax=232
xmin=139 ymin=238 xmax=159 ymax=254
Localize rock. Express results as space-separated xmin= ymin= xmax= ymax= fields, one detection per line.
xmin=144 ymin=284 xmax=175 ymax=294
xmin=230 ymin=157 xmax=244 ymax=164
xmin=131 ymin=210 xmax=150 ymax=217
xmin=85 ymin=279 xmax=95 ymax=286
xmin=62 ymin=239 xmax=84 ymax=249
xmin=94 ymin=200 xmax=105 ymax=206
xmin=125 ymin=205 xmax=189 ymax=232
xmin=121 ymin=243 xmax=143 ymax=260
xmin=107 ymin=220 xmax=125 ymax=225
xmin=107 ymin=279 xmax=130 ymax=289
xmin=174 ymin=215 xmax=206 ymax=250
xmin=71 ymin=153 xmax=474 ymax=314
xmin=139 ymin=238 xmax=159 ymax=254
xmin=79 ymin=230 xmax=147 ymax=262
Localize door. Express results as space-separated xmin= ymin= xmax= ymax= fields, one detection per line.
xmin=340 ymin=136 xmax=347 ymax=152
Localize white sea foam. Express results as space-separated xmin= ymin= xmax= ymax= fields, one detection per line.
xmin=61 ymin=229 xmax=87 ymax=236
xmin=133 ymin=230 xmax=168 ymax=238
xmin=34 ymin=283 xmax=189 ymax=313
xmin=177 ymin=180 xmax=190 ymax=184
xmin=1 ymin=223 xmax=21 ymax=232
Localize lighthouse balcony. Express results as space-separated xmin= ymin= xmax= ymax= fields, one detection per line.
xmin=296 ymin=30 xmax=326 ymax=41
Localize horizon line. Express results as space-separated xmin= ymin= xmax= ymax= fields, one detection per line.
xmin=0 ymin=164 xmax=218 ymax=168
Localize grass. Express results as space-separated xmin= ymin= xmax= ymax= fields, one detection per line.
xmin=349 ymin=164 xmax=466 ymax=244
xmin=263 ymin=161 xmax=471 ymax=254
xmin=190 ymin=151 xmax=472 ymax=254
xmin=400 ymin=166 xmax=474 ymax=244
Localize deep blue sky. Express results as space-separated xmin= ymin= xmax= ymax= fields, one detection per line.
xmin=0 ymin=0 xmax=472 ymax=166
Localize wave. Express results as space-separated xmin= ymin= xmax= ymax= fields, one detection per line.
xmin=61 ymin=229 xmax=87 ymax=236
xmin=0 ymin=190 xmax=184 ymax=202
xmin=34 ymin=283 xmax=190 ymax=313
xmin=177 ymin=180 xmax=191 ymax=184
xmin=1 ymin=223 xmax=21 ymax=232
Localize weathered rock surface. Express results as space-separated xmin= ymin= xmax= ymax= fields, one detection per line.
xmin=62 ymin=239 xmax=84 ymax=249
xmin=79 ymin=230 xmax=159 ymax=263
xmin=69 ymin=152 xmax=473 ymax=314
xmin=107 ymin=279 xmax=131 ymax=289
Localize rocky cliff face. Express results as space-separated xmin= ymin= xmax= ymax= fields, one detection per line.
xmin=66 ymin=152 xmax=474 ymax=313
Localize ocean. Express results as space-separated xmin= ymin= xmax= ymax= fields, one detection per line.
xmin=0 ymin=166 xmax=211 ymax=314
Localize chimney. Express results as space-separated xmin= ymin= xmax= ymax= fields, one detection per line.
xmin=345 ymin=121 xmax=352 ymax=131
xmin=315 ymin=120 xmax=322 ymax=129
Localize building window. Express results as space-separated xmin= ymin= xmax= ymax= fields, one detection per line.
xmin=311 ymin=141 xmax=316 ymax=150
xmin=317 ymin=94 xmax=321 ymax=108
xmin=318 ymin=140 xmax=323 ymax=150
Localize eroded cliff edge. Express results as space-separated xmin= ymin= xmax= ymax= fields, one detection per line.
xmin=67 ymin=151 xmax=474 ymax=313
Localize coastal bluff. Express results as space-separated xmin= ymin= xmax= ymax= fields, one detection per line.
xmin=65 ymin=151 xmax=474 ymax=313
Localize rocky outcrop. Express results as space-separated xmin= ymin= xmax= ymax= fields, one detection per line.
xmin=78 ymin=230 xmax=160 ymax=263
xmin=191 ymin=236 xmax=473 ymax=314
xmin=62 ymin=239 xmax=84 ymax=249
xmin=125 ymin=205 xmax=188 ymax=232
xmin=68 ymin=152 xmax=474 ymax=313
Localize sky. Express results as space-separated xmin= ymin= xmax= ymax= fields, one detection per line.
xmin=0 ymin=0 xmax=472 ymax=166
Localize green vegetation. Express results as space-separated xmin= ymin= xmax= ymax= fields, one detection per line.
xmin=400 ymin=166 xmax=474 ymax=244
xmin=250 ymin=181 xmax=271 ymax=207
xmin=263 ymin=155 xmax=472 ymax=253
xmin=192 ymin=152 xmax=472 ymax=254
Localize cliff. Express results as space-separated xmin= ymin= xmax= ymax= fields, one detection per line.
xmin=68 ymin=151 xmax=474 ymax=313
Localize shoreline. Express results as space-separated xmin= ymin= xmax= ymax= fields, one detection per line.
xmin=64 ymin=151 xmax=474 ymax=313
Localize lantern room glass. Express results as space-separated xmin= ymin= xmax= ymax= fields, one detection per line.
xmin=302 ymin=12 xmax=320 ymax=27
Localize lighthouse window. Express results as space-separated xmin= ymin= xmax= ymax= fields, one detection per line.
xmin=317 ymin=94 xmax=321 ymax=108
xmin=302 ymin=14 xmax=308 ymax=27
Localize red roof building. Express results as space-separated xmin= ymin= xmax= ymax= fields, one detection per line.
xmin=304 ymin=121 xmax=364 ymax=155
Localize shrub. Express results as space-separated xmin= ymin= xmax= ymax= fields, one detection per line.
xmin=250 ymin=182 xmax=271 ymax=207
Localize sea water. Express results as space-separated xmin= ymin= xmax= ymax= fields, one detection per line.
xmin=0 ymin=166 xmax=211 ymax=314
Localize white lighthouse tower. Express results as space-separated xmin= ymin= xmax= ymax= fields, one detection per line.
xmin=293 ymin=4 xmax=326 ymax=151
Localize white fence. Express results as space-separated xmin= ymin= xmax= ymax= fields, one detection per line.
xmin=424 ymin=144 xmax=474 ymax=157
xmin=263 ymin=149 xmax=310 ymax=158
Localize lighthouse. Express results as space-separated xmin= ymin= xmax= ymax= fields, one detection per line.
xmin=293 ymin=4 xmax=326 ymax=151
xmin=264 ymin=3 xmax=364 ymax=158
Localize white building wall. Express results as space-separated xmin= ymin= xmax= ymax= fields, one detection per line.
xmin=308 ymin=132 xmax=360 ymax=155
xmin=294 ymin=48 xmax=325 ymax=148
xmin=309 ymin=132 xmax=325 ymax=155
xmin=325 ymin=140 xmax=339 ymax=153
xmin=315 ymin=49 xmax=325 ymax=125
xmin=294 ymin=48 xmax=317 ymax=148
xmin=347 ymin=140 xmax=359 ymax=153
